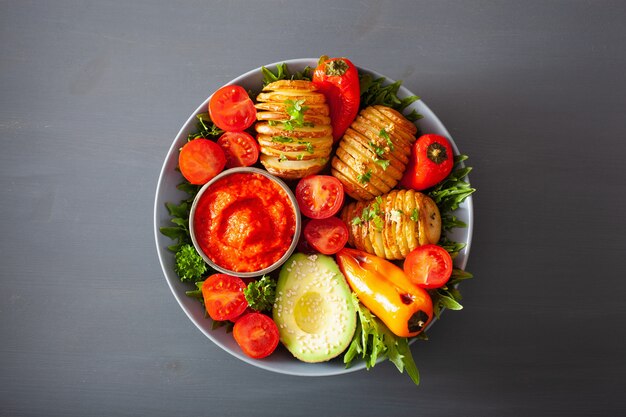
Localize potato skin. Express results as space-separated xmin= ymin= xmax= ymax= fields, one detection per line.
xmin=340 ymin=189 xmax=441 ymax=260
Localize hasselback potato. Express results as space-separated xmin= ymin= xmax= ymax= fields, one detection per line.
xmin=331 ymin=105 xmax=417 ymax=200
xmin=255 ymin=80 xmax=333 ymax=179
xmin=340 ymin=189 xmax=441 ymax=260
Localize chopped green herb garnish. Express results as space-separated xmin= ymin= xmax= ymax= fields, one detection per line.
xmin=278 ymin=154 xmax=288 ymax=162
xmin=410 ymin=207 xmax=419 ymax=222
xmin=272 ymin=136 xmax=294 ymax=143
xmin=375 ymin=159 xmax=390 ymax=170
xmin=369 ymin=141 xmax=386 ymax=157
xmin=357 ymin=170 xmax=373 ymax=184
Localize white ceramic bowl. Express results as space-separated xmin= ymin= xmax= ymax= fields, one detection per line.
xmin=154 ymin=58 xmax=474 ymax=376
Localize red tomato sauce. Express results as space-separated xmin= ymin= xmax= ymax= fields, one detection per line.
xmin=193 ymin=172 xmax=296 ymax=272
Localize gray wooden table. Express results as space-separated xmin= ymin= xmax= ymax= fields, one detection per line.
xmin=2 ymin=1 xmax=625 ymax=416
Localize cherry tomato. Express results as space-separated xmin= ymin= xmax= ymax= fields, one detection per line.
xmin=217 ymin=131 xmax=260 ymax=168
xmin=303 ymin=217 xmax=348 ymax=255
xmin=403 ymin=244 xmax=453 ymax=289
xmin=208 ymin=85 xmax=257 ymax=132
xmin=400 ymin=134 xmax=454 ymax=191
xmin=312 ymin=56 xmax=360 ymax=142
xmin=295 ymin=175 xmax=345 ymax=219
xmin=178 ymin=138 xmax=226 ymax=185
xmin=233 ymin=312 xmax=279 ymax=359
xmin=201 ymin=274 xmax=248 ymax=321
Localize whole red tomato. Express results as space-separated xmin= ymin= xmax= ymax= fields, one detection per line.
xmin=312 ymin=56 xmax=360 ymax=142
xmin=400 ymin=134 xmax=454 ymax=191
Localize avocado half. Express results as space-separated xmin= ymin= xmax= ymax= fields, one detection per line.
xmin=273 ymin=253 xmax=357 ymax=363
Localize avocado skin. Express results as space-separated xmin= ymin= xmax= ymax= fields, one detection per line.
xmin=273 ymin=253 xmax=356 ymax=363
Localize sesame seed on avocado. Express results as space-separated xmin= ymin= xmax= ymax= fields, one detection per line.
xmin=273 ymin=253 xmax=357 ymax=363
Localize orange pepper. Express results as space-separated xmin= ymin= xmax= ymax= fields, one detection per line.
xmin=336 ymin=248 xmax=433 ymax=337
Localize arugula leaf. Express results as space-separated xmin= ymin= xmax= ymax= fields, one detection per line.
xmin=187 ymin=113 xmax=223 ymax=141
xmin=344 ymin=295 xmax=421 ymax=385
xmin=359 ymin=74 xmax=422 ymax=121
xmin=261 ymin=63 xmax=312 ymax=86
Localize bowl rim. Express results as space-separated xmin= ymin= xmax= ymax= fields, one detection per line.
xmin=154 ymin=57 xmax=474 ymax=377
xmin=188 ymin=166 xmax=302 ymax=278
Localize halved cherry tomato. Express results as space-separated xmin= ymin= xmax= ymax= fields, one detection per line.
xmin=400 ymin=134 xmax=454 ymax=191
xmin=312 ymin=56 xmax=360 ymax=142
xmin=295 ymin=175 xmax=344 ymax=219
xmin=217 ymin=131 xmax=260 ymax=168
xmin=303 ymin=217 xmax=348 ymax=255
xmin=201 ymin=274 xmax=248 ymax=321
xmin=403 ymin=244 xmax=453 ymax=289
xmin=208 ymin=85 xmax=257 ymax=132
xmin=178 ymin=138 xmax=226 ymax=185
xmin=233 ymin=312 xmax=279 ymax=359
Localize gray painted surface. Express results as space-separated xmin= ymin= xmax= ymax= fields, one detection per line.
xmin=1 ymin=1 xmax=625 ymax=416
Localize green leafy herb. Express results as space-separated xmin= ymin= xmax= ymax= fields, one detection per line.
xmin=410 ymin=207 xmax=419 ymax=222
xmin=301 ymin=141 xmax=314 ymax=154
xmin=244 ymin=276 xmax=277 ymax=312
xmin=278 ymin=153 xmax=288 ymax=162
xmin=261 ymin=63 xmax=313 ymax=86
xmin=185 ymin=281 xmax=204 ymax=300
xmin=428 ymin=155 xmax=476 ymax=214
xmin=187 ymin=113 xmax=223 ymax=141
xmin=174 ymin=244 xmax=208 ymax=282
xmin=159 ymin=182 xmax=200 ymax=252
xmin=430 ymin=269 xmax=473 ymax=319
xmin=375 ymin=158 xmax=390 ymax=170
xmin=369 ymin=141 xmax=386 ymax=157
xmin=284 ymin=99 xmax=309 ymax=130
xmin=344 ymin=295 xmax=420 ymax=385
xmin=357 ymin=169 xmax=372 ymax=184
xmin=272 ymin=136 xmax=294 ymax=143
xmin=359 ymin=74 xmax=422 ymax=122
xmin=378 ymin=128 xmax=395 ymax=152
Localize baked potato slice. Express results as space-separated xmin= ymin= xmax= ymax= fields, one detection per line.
xmin=382 ymin=192 xmax=402 ymax=259
xmin=255 ymin=102 xmax=330 ymax=116
xmin=340 ymin=133 xmax=403 ymax=189
xmin=331 ymin=168 xmax=376 ymax=201
xmin=260 ymin=155 xmax=327 ymax=179
xmin=342 ymin=128 xmax=407 ymax=173
xmin=263 ymin=80 xmax=319 ymax=92
xmin=416 ymin=192 xmax=442 ymax=246
xmin=361 ymin=107 xmax=416 ymax=149
xmin=373 ymin=105 xmax=418 ymax=135
xmin=256 ymin=91 xmax=327 ymax=105
xmin=256 ymin=122 xmax=332 ymax=139
xmin=350 ymin=116 xmax=412 ymax=164
xmin=335 ymin=146 xmax=391 ymax=195
xmin=331 ymin=158 xmax=381 ymax=201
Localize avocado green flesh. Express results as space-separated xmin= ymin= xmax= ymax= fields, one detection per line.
xmin=273 ymin=253 xmax=357 ymax=363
